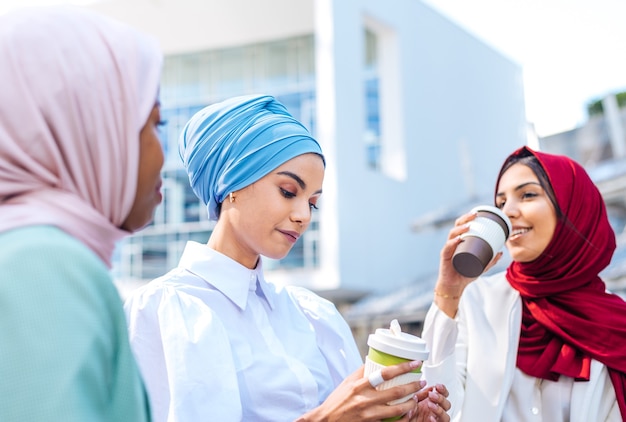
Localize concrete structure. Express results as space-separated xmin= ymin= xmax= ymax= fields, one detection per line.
xmin=85 ymin=0 xmax=527 ymax=342
xmin=539 ymin=94 xmax=626 ymax=299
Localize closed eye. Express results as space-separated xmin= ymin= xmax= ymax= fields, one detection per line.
xmin=281 ymin=188 xmax=295 ymax=199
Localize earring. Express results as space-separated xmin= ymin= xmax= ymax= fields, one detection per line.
xmin=229 ymin=192 xmax=234 ymax=203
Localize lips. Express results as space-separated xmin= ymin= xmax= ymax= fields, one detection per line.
xmin=155 ymin=179 xmax=163 ymax=203
xmin=509 ymin=227 xmax=530 ymax=240
xmin=279 ymin=229 xmax=300 ymax=243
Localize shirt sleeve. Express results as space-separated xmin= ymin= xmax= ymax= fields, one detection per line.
xmin=287 ymin=286 xmax=363 ymax=385
xmin=125 ymin=281 xmax=243 ymax=422
xmin=0 ymin=229 xmax=149 ymax=422
xmin=421 ymin=301 xmax=467 ymax=420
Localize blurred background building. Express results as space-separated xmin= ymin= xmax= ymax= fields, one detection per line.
xmin=538 ymin=93 xmax=626 ymax=302
xmin=78 ymin=0 xmax=626 ymax=351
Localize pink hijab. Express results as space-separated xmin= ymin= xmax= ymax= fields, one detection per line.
xmin=0 ymin=7 xmax=162 ymax=267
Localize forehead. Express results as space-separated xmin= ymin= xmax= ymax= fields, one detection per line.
xmin=497 ymin=163 xmax=538 ymax=192
xmin=269 ymin=153 xmax=324 ymax=186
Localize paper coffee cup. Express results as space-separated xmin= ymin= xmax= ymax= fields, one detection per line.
xmin=363 ymin=320 xmax=429 ymax=419
xmin=452 ymin=205 xmax=511 ymax=277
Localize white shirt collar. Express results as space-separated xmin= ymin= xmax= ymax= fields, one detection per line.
xmin=177 ymin=241 xmax=274 ymax=311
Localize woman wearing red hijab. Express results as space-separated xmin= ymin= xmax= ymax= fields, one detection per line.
xmin=421 ymin=146 xmax=626 ymax=421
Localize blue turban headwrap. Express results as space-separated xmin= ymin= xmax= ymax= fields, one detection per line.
xmin=179 ymin=94 xmax=325 ymax=221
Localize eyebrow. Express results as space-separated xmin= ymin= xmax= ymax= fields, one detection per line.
xmin=496 ymin=181 xmax=542 ymax=197
xmin=277 ymin=171 xmax=323 ymax=195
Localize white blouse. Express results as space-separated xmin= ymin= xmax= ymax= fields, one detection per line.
xmin=426 ymin=306 xmax=575 ymax=421
xmin=124 ymin=241 xmax=362 ymax=422
xmin=421 ymin=272 xmax=620 ymax=422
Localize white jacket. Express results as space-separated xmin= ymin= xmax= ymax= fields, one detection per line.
xmin=421 ymin=272 xmax=620 ymax=421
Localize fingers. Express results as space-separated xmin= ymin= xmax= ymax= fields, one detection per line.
xmin=483 ymin=251 xmax=503 ymax=272
xmin=433 ymin=383 xmax=449 ymax=399
xmin=453 ymin=211 xmax=477 ymax=230
xmin=447 ymin=211 xmax=478 ymax=246
xmin=441 ymin=214 xmax=474 ymax=260
xmin=429 ymin=385 xmax=451 ymax=412
xmin=414 ymin=385 xmax=431 ymax=402
xmin=440 ymin=237 xmax=464 ymax=264
xmin=407 ymin=383 xmax=451 ymax=422
xmin=428 ymin=399 xmax=450 ymax=422
xmin=379 ymin=360 xmax=423 ymax=381
xmin=365 ymin=361 xmax=422 ymax=391
xmin=365 ymin=361 xmax=427 ymax=420
xmin=425 ymin=399 xmax=450 ymax=422
xmin=395 ymin=394 xmax=419 ymax=421
xmin=447 ymin=222 xmax=470 ymax=242
xmin=413 ymin=385 xmax=450 ymax=422
xmin=367 ymin=369 xmax=385 ymax=388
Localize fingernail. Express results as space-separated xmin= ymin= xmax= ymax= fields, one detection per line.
xmin=407 ymin=409 xmax=415 ymax=419
xmin=413 ymin=394 xmax=419 ymax=403
xmin=419 ymin=379 xmax=427 ymax=388
xmin=409 ymin=360 xmax=422 ymax=368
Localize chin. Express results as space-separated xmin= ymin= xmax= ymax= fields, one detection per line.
xmin=121 ymin=215 xmax=154 ymax=233
xmin=265 ymin=250 xmax=292 ymax=261
xmin=511 ymin=253 xmax=540 ymax=264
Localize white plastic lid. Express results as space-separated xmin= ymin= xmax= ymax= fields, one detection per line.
xmin=367 ymin=328 xmax=430 ymax=360
xmin=470 ymin=205 xmax=512 ymax=237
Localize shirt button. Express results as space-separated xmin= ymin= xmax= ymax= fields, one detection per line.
xmin=531 ymin=407 xmax=539 ymax=415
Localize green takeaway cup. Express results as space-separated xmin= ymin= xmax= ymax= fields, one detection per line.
xmin=364 ymin=320 xmax=430 ymax=421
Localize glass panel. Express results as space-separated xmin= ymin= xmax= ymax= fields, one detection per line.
xmin=364 ymin=28 xmax=381 ymax=170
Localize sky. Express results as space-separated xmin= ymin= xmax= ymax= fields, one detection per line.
xmin=422 ymin=0 xmax=626 ymax=137
xmin=2 ymin=0 xmax=626 ymax=138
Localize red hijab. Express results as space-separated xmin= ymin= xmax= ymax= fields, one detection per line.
xmin=500 ymin=146 xmax=626 ymax=418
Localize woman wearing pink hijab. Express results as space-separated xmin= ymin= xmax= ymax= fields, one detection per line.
xmin=0 ymin=6 xmax=163 ymax=421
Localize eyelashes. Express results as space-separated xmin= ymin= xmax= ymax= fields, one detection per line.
xmin=280 ymin=188 xmax=319 ymax=210
xmin=496 ymin=191 xmax=540 ymax=209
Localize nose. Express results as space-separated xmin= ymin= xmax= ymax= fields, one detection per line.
xmin=290 ymin=199 xmax=312 ymax=226
xmin=501 ymin=200 xmax=519 ymax=220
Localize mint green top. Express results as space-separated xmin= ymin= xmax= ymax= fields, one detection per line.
xmin=0 ymin=226 xmax=151 ymax=421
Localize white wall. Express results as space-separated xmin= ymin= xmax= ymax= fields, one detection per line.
xmin=88 ymin=0 xmax=315 ymax=54
xmin=314 ymin=0 xmax=526 ymax=294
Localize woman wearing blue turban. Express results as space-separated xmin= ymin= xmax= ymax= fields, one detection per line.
xmin=124 ymin=94 xmax=450 ymax=421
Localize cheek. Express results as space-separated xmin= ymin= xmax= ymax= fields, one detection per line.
xmin=532 ymin=206 xmax=557 ymax=250
xmin=237 ymin=204 xmax=269 ymax=235
xmin=139 ymin=139 xmax=164 ymax=185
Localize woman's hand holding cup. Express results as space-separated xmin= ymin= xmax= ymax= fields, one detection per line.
xmin=435 ymin=206 xmax=511 ymax=317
